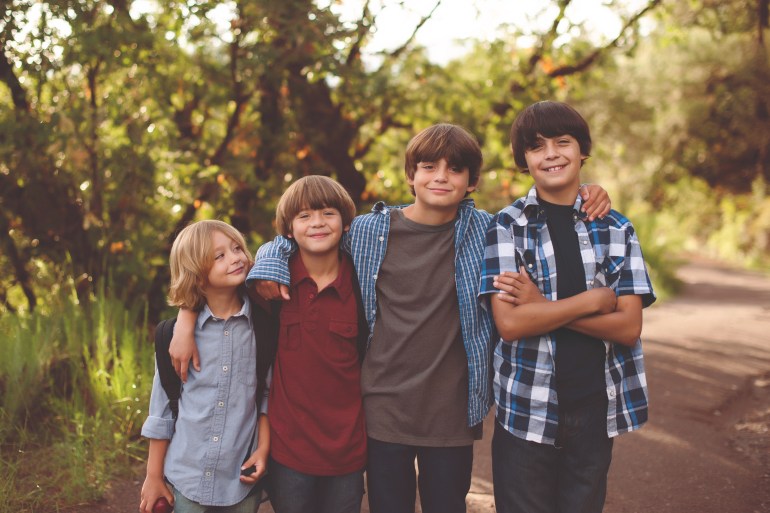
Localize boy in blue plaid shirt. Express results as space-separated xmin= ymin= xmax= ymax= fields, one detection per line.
xmin=478 ymin=101 xmax=656 ymax=513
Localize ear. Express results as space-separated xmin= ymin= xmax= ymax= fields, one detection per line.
xmin=466 ymin=184 xmax=477 ymax=194
xmin=343 ymin=224 xmax=351 ymax=233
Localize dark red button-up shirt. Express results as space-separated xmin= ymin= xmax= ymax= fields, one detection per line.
xmin=268 ymin=252 xmax=366 ymax=475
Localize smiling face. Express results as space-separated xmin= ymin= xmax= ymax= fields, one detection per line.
xmin=205 ymin=230 xmax=249 ymax=292
xmin=524 ymin=133 xmax=587 ymax=204
xmin=289 ymin=206 xmax=346 ymax=258
xmin=407 ymin=158 xmax=476 ymax=222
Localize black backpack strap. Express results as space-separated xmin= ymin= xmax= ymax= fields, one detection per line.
xmin=154 ymin=318 xmax=181 ymax=419
xmin=250 ymin=296 xmax=279 ymax=409
xmin=350 ymin=268 xmax=369 ymax=365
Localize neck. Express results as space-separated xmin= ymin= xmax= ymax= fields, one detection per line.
xmin=535 ymin=185 xmax=578 ymax=206
xmin=403 ymin=202 xmax=459 ymax=225
xmin=205 ymin=289 xmax=243 ymax=319
xmin=298 ymin=249 xmax=341 ymax=290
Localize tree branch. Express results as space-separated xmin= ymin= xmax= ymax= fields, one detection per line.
xmin=548 ymin=0 xmax=661 ymax=78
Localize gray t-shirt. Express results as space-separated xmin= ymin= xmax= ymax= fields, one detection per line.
xmin=361 ymin=209 xmax=477 ymax=446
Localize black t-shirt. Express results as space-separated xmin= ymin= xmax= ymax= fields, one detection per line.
xmin=539 ymin=198 xmax=606 ymax=410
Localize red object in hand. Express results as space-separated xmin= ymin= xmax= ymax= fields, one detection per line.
xmin=152 ymin=497 xmax=173 ymax=513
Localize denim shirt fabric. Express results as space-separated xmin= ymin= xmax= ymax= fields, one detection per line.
xmin=141 ymin=297 xmax=266 ymax=506
xmin=248 ymin=199 xmax=494 ymax=427
xmin=478 ymin=186 xmax=656 ymax=445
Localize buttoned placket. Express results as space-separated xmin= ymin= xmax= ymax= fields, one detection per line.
xmin=198 ymin=317 xmax=234 ymax=502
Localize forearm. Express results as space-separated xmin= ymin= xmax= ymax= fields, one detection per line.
xmin=566 ymin=295 xmax=642 ymax=347
xmin=492 ymin=290 xmax=603 ymax=341
xmin=175 ymin=308 xmax=197 ymax=333
xmin=146 ymin=438 xmax=170 ymax=479
xmin=256 ymin=414 xmax=270 ymax=456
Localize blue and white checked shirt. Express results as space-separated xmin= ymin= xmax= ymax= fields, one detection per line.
xmin=478 ymin=186 xmax=655 ymax=445
xmin=248 ymin=199 xmax=494 ymax=427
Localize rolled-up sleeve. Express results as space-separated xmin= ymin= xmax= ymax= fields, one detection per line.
xmin=247 ymin=236 xmax=297 ymax=287
xmin=140 ymin=363 xmax=176 ymax=440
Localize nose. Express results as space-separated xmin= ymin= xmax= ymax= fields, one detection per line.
xmin=433 ymin=162 xmax=449 ymax=181
xmin=543 ymin=141 xmax=558 ymax=159
xmin=309 ymin=212 xmax=325 ymax=226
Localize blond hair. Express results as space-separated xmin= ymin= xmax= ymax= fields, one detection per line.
xmin=168 ymin=220 xmax=253 ymax=310
xmin=275 ymin=175 xmax=356 ymax=236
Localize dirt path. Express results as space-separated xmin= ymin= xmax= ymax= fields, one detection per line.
xmin=72 ymin=258 xmax=770 ymax=513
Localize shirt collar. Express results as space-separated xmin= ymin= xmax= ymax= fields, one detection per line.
xmin=289 ymin=252 xmax=353 ymax=301
xmin=519 ymin=185 xmax=587 ymax=224
xmin=197 ymin=293 xmax=251 ymax=329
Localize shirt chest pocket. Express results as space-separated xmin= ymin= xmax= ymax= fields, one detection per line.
xmin=596 ymin=252 xmax=625 ymax=291
xmin=237 ymin=337 xmax=257 ymax=386
xmin=327 ymin=320 xmax=358 ymax=363
xmin=280 ymin=310 xmax=302 ymax=351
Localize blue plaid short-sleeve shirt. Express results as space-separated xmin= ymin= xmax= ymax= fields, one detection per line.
xmin=478 ymin=186 xmax=655 ymax=445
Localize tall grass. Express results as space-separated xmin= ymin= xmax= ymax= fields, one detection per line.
xmin=0 ymin=286 xmax=154 ymax=512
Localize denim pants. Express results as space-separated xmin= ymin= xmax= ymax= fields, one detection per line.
xmin=170 ymin=483 xmax=263 ymax=513
xmin=492 ymin=397 xmax=614 ymax=513
xmin=366 ymin=437 xmax=474 ymax=513
xmin=266 ymin=457 xmax=364 ymax=513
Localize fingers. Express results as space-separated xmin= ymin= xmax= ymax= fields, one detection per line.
xmin=178 ymin=359 xmax=189 ymax=383
xmin=191 ymin=347 xmax=201 ymax=373
xmin=255 ymin=280 xmax=289 ymax=301
xmin=579 ymin=184 xmax=612 ymax=221
xmin=584 ymin=198 xmax=611 ymax=221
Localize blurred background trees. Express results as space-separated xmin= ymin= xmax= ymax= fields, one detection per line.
xmin=0 ymin=0 xmax=768 ymax=508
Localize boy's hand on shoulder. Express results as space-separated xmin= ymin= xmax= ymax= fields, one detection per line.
xmin=253 ymin=280 xmax=290 ymax=301
xmin=579 ymin=184 xmax=611 ymax=221
xmin=493 ymin=267 xmax=546 ymax=306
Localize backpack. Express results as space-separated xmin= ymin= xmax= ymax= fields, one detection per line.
xmin=153 ymin=298 xmax=279 ymax=420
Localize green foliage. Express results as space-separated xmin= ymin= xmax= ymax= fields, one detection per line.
xmin=0 ymin=286 xmax=153 ymax=511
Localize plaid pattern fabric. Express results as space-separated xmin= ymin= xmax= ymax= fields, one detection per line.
xmin=479 ymin=186 xmax=655 ymax=444
xmin=248 ymin=199 xmax=495 ymax=427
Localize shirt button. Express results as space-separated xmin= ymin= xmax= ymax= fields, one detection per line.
xmin=205 ymin=471 xmax=212 ymax=477
xmin=223 ymin=366 xmax=228 ymax=372
xmin=372 ymin=274 xmax=378 ymax=280
xmin=527 ymin=263 xmax=533 ymax=269
xmin=212 ymin=436 xmax=219 ymax=442
xmin=218 ymin=401 xmax=224 ymax=407
xmin=608 ymin=389 xmax=616 ymax=397
xmin=583 ymin=240 xmax=589 ymax=245
xmin=224 ymin=330 xmax=229 ymax=336
xmin=378 ymin=236 xmax=384 ymax=242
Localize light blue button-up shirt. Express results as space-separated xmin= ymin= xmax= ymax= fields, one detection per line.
xmin=141 ymin=297 xmax=267 ymax=506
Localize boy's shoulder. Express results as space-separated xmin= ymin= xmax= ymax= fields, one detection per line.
xmin=596 ymin=208 xmax=634 ymax=230
xmin=492 ymin=196 xmax=529 ymax=225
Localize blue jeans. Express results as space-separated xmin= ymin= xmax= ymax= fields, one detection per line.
xmin=366 ymin=437 xmax=473 ymax=513
xmin=170 ymin=484 xmax=263 ymax=513
xmin=492 ymin=397 xmax=614 ymax=513
xmin=267 ymin=457 xmax=364 ymax=513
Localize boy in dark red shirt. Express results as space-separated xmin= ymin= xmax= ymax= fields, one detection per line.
xmin=265 ymin=175 xmax=367 ymax=513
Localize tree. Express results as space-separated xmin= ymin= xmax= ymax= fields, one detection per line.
xmin=0 ymin=0 xmax=663 ymax=316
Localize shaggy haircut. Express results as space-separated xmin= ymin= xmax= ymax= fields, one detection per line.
xmin=510 ymin=101 xmax=592 ymax=172
xmin=275 ymin=175 xmax=357 ymax=237
xmin=404 ymin=123 xmax=483 ymax=196
xmin=168 ymin=220 xmax=252 ymax=310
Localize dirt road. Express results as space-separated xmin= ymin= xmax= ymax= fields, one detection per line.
xmin=74 ymin=258 xmax=770 ymax=513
